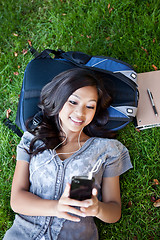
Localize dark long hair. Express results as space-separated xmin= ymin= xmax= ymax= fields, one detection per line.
xmin=27 ymin=68 xmax=114 ymax=155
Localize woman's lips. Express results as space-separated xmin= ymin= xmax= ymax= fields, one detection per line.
xmin=70 ymin=116 xmax=84 ymax=125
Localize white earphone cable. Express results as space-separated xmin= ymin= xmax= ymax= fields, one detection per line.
xmin=30 ymin=123 xmax=83 ymax=182
xmin=88 ymin=158 xmax=103 ymax=179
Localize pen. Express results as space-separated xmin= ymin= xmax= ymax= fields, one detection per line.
xmin=147 ymin=89 xmax=158 ymax=116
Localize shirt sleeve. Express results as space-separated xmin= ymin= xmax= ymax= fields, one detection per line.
xmin=103 ymin=140 xmax=133 ymax=177
xmin=16 ymin=131 xmax=34 ymax=163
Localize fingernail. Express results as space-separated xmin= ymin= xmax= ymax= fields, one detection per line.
xmin=81 ymin=213 xmax=86 ymax=217
xmin=85 ymin=201 xmax=91 ymax=207
xmin=75 ymin=218 xmax=80 ymax=222
xmin=92 ymin=188 xmax=96 ymax=194
xmin=84 ymin=204 xmax=89 ymax=207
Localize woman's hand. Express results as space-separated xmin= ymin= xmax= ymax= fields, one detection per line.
xmin=80 ymin=188 xmax=100 ymax=217
xmin=56 ymin=177 xmax=122 ymax=223
xmin=55 ymin=183 xmax=92 ymax=222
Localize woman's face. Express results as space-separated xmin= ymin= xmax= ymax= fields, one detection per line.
xmin=59 ymin=86 xmax=98 ymax=134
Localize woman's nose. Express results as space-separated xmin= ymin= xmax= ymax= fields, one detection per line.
xmin=75 ymin=106 xmax=85 ymax=116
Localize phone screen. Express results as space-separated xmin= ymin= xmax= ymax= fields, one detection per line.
xmin=70 ymin=176 xmax=95 ymax=201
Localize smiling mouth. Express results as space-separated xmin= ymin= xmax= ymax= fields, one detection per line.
xmin=70 ymin=117 xmax=84 ymax=124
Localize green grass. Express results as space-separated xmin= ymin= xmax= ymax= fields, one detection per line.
xmin=0 ymin=0 xmax=160 ymax=239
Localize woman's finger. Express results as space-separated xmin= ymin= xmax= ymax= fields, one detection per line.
xmin=62 ymin=183 xmax=71 ymax=198
xmin=92 ymin=188 xmax=97 ymax=196
xmin=61 ymin=205 xmax=86 ymax=217
xmin=61 ymin=212 xmax=81 ymax=222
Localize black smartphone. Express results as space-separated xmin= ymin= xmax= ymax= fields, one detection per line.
xmin=70 ymin=176 xmax=95 ymax=201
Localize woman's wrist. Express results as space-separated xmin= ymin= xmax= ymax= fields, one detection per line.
xmin=95 ymin=201 xmax=121 ymax=223
xmin=50 ymin=200 xmax=59 ymax=217
xmin=95 ymin=200 xmax=102 ymax=219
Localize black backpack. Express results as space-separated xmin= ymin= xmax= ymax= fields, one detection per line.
xmin=4 ymin=47 xmax=139 ymax=137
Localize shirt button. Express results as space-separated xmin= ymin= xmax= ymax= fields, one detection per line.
xmin=57 ymin=180 xmax=60 ymax=183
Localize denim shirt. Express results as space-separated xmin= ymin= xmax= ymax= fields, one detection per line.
xmin=3 ymin=131 xmax=133 ymax=240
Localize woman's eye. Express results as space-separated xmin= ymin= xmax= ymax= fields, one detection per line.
xmin=87 ymin=106 xmax=95 ymax=109
xmin=69 ymin=100 xmax=77 ymax=105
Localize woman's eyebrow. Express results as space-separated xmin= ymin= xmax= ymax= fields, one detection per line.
xmin=71 ymin=94 xmax=97 ymax=102
xmin=71 ymin=94 xmax=80 ymax=99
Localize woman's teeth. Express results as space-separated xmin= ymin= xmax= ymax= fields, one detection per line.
xmin=70 ymin=117 xmax=83 ymax=123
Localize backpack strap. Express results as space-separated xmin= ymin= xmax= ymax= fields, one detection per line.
xmin=33 ymin=49 xmax=65 ymax=59
xmin=60 ymin=51 xmax=92 ymax=65
xmin=28 ymin=40 xmax=65 ymax=59
xmin=29 ymin=46 xmax=40 ymax=58
xmin=27 ymin=111 xmax=43 ymax=132
xmin=32 ymin=47 xmax=92 ymax=66
xmin=3 ymin=118 xmax=23 ymax=137
xmin=28 ymin=40 xmax=40 ymax=58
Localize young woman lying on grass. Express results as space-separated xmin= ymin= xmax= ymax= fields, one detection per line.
xmin=3 ymin=68 xmax=132 ymax=240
